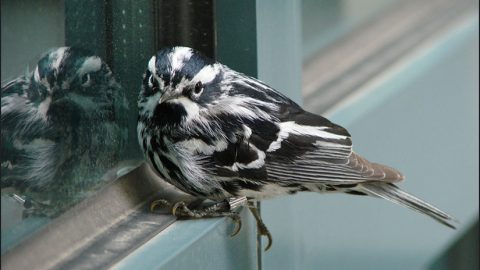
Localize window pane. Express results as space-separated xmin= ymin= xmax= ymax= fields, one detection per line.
xmin=1 ymin=0 xmax=146 ymax=253
xmin=302 ymin=0 xmax=400 ymax=62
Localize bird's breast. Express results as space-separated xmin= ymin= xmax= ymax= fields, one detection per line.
xmin=152 ymin=101 xmax=187 ymax=128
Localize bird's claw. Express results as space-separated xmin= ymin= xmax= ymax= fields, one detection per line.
xmin=171 ymin=201 xmax=243 ymax=237
xmin=258 ymin=222 xmax=273 ymax=251
xmin=150 ymin=199 xmax=171 ymax=212
xmin=150 ymin=198 xmax=245 ymax=238
xmin=229 ymin=213 xmax=242 ymax=237
xmin=150 ymin=198 xmax=273 ymax=250
xmin=171 ymin=201 xmax=193 ymax=216
xmin=248 ymin=205 xmax=273 ymax=251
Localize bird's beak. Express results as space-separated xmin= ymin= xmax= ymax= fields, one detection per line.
xmin=158 ymin=91 xmax=178 ymax=104
xmin=51 ymin=87 xmax=66 ymax=102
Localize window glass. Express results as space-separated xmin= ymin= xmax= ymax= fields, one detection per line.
xmin=302 ymin=0 xmax=400 ymax=63
xmin=1 ymin=0 xmax=150 ymax=253
xmin=2 ymin=0 xmax=216 ymax=255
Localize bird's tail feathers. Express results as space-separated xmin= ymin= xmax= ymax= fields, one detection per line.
xmin=358 ymin=182 xmax=458 ymax=229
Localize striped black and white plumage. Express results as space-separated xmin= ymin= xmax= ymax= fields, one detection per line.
xmin=138 ymin=46 xmax=455 ymax=228
xmin=1 ymin=47 xmax=128 ymax=216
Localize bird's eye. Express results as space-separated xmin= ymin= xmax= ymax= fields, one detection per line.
xmin=81 ymin=73 xmax=92 ymax=87
xmin=193 ymin=81 xmax=203 ymax=95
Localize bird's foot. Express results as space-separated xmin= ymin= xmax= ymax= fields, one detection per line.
xmin=248 ymin=202 xmax=273 ymax=251
xmin=150 ymin=199 xmax=172 ymax=212
xmin=150 ymin=197 xmax=248 ymax=237
xmin=150 ymin=198 xmax=273 ymax=249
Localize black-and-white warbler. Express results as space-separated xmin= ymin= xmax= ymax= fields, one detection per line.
xmin=1 ymin=47 xmax=128 ymax=217
xmin=138 ymin=47 xmax=456 ymax=249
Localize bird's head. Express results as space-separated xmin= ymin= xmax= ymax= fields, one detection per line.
xmin=30 ymin=47 xmax=123 ymax=122
xmin=138 ymin=47 xmax=227 ymax=129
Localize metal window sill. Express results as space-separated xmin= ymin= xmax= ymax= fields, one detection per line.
xmin=2 ymin=160 xmax=257 ymax=270
xmin=2 ymin=164 xmax=185 ymax=270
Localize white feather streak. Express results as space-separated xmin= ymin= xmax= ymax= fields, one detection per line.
xmin=51 ymin=47 xmax=68 ymax=70
xmin=169 ymin=97 xmax=200 ymax=121
xmin=177 ymin=138 xmax=228 ymax=155
xmin=193 ymin=64 xmax=220 ymax=84
xmin=78 ymin=56 xmax=102 ymax=75
xmin=37 ymin=96 xmax=51 ymax=121
xmin=170 ymin=47 xmax=192 ymax=71
xmin=148 ymin=56 xmax=157 ymax=75
xmin=140 ymin=91 xmax=162 ymax=117
xmin=267 ymin=121 xmax=349 ymax=152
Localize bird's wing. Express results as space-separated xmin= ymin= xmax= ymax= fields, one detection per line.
xmin=211 ymin=73 xmax=403 ymax=185
xmin=2 ymin=79 xmax=31 ymax=188
xmin=1 ymin=78 xmax=59 ymax=189
xmin=194 ymin=109 xmax=402 ymax=188
xmin=262 ymin=107 xmax=404 ymax=184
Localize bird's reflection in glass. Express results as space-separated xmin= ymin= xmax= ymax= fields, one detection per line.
xmin=1 ymin=47 xmax=128 ymax=218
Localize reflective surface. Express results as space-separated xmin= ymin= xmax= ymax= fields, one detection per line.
xmin=1 ymin=47 xmax=132 ymax=253
xmin=302 ymin=0 xmax=399 ymax=62
xmin=1 ymin=1 xmax=142 ymax=253
xmin=1 ymin=0 xmax=217 ymax=257
xmin=2 ymin=47 xmax=128 ymax=215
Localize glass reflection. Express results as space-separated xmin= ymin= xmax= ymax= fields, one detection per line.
xmin=1 ymin=47 xmax=128 ymax=219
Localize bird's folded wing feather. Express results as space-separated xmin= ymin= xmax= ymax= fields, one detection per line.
xmin=261 ymin=109 xmax=403 ymax=184
xmin=196 ymin=110 xmax=403 ymax=185
xmin=197 ymin=74 xmax=403 ymax=184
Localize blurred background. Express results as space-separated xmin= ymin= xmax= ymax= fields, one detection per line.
xmin=1 ymin=0 xmax=478 ymax=269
